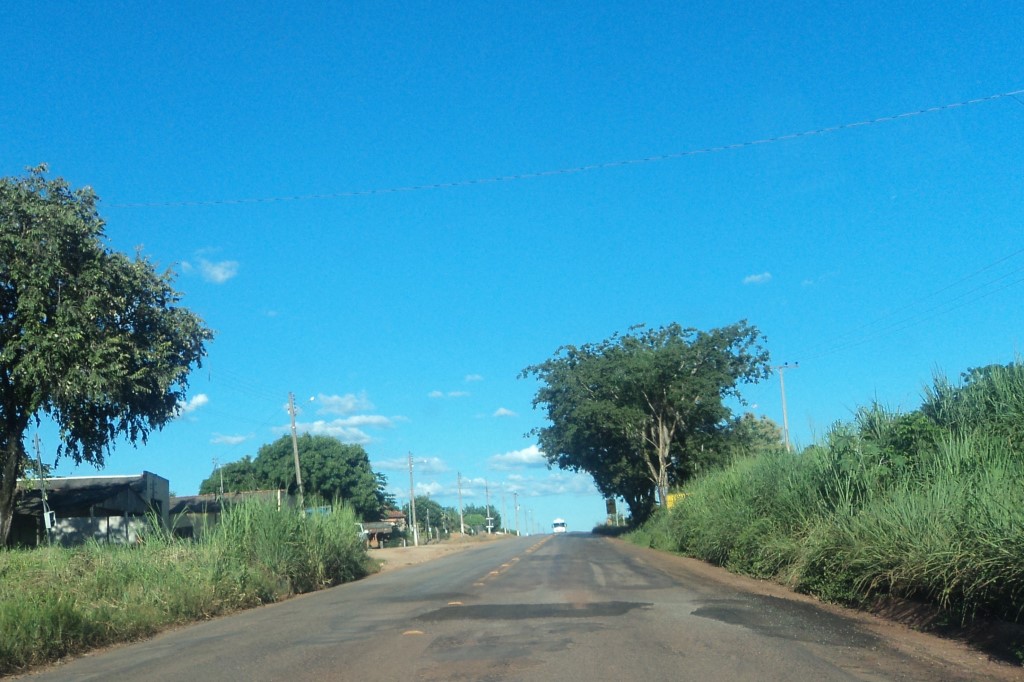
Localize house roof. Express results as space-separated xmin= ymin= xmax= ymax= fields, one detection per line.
xmin=14 ymin=474 xmax=157 ymax=516
xmin=169 ymin=490 xmax=286 ymax=515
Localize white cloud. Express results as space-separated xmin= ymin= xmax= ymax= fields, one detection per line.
xmin=465 ymin=374 xmax=484 ymax=382
xmin=316 ymin=392 xmax=373 ymax=415
xmin=743 ymin=272 xmax=772 ymax=285
xmin=277 ymin=413 xmax=399 ymax=444
xmin=416 ymin=481 xmax=446 ymax=496
xmin=199 ymin=259 xmax=239 ymax=284
xmin=175 ymin=393 xmax=209 ymax=417
xmin=417 ymin=457 xmax=449 ymax=474
xmin=490 ymin=444 xmax=546 ymax=470
xmin=493 ymin=407 xmax=517 ymax=418
xmin=338 ymin=415 xmax=394 ymax=427
xmin=499 ymin=470 xmax=598 ymax=497
xmin=428 ymin=390 xmax=470 ymax=399
xmin=211 ymin=433 xmax=249 ymax=445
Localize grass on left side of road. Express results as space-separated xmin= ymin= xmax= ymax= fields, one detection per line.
xmin=0 ymin=500 xmax=372 ymax=676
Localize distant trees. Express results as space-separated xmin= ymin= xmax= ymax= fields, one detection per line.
xmin=401 ymin=496 xmax=451 ymax=537
xmin=463 ymin=504 xmax=500 ymax=532
xmin=522 ymin=321 xmax=771 ymax=523
xmin=0 ymin=166 xmax=212 ymax=543
xmin=200 ymin=435 xmax=393 ymax=520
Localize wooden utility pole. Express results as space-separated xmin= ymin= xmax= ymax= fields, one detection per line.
xmin=288 ymin=392 xmax=306 ymax=510
xmin=34 ymin=434 xmax=52 ymax=544
xmin=408 ymin=453 xmax=419 ymax=546
xmin=513 ymin=492 xmax=520 ymax=536
xmin=457 ymin=472 xmax=465 ymax=535
xmin=484 ymin=480 xmax=493 ymax=534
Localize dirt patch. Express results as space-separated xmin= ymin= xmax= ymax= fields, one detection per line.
xmin=368 ymin=535 xmax=509 ymax=573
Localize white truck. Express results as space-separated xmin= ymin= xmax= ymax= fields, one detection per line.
xmin=552 ymin=518 xmax=567 ymax=534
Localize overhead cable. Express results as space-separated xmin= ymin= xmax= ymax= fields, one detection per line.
xmin=109 ymin=88 xmax=1024 ymax=209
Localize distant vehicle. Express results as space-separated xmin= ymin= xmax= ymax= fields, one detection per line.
xmin=552 ymin=518 xmax=567 ymax=534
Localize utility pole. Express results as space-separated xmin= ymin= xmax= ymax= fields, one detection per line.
xmin=501 ymin=491 xmax=507 ymax=535
xmin=288 ymin=392 xmax=306 ymax=510
xmin=774 ymin=363 xmax=799 ymax=453
xmin=34 ymin=434 xmax=52 ymax=544
xmin=212 ymin=457 xmax=224 ymax=498
xmin=513 ymin=492 xmax=520 ymax=536
xmin=484 ymin=480 xmax=493 ymax=534
xmin=457 ymin=472 xmax=465 ymax=535
xmin=408 ymin=453 xmax=419 ymax=546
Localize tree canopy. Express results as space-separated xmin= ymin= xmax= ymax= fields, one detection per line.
xmin=0 ymin=166 xmax=212 ymax=542
xmin=522 ymin=321 xmax=770 ymax=523
xmin=200 ymin=434 xmax=393 ymax=520
xmin=402 ymin=495 xmax=450 ymax=535
xmin=463 ymin=503 xmax=501 ymax=532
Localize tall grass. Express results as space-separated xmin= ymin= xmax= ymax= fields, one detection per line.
xmin=0 ymin=500 xmax=370 ymax=675
xmin=636 ymin=432 xmax=1024 ymax=625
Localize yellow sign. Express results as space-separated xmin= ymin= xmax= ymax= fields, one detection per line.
xmin=666 ymin=492 xmax=687 ymax=509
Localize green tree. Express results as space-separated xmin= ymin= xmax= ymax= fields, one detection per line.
xmin=199 ymin=456 xmax=260 ymax=495
xmin=522 ymin=321 xmax=770 ymax=522
xmin=463 ymin=503 xmax=500 ymax=531
xmin=463 ymin=512 xmax=486 ymax=531
xmin=722 ymin=413 xmax=784 ymax=457
xmin=0 ymin=166 xmax=212 ymax=542
xmin=402 ymin=495 xmax=444 ymax=536
xmin=199 ymin=435 xmax=389 ymax=520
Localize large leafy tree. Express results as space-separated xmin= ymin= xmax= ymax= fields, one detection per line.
xmin=200 ymin=434 xmax=391 ymax=520
xmin=522 ymin=321 xmax=770 ymax=522
xmin=0 ymin=166 xmax=212 ymax=543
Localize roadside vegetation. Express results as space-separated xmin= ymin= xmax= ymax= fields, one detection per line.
xmin=631 ymin=362 xmax=1024 ymax=639
xmin=0 ymin=500 xmax=370 ymax=676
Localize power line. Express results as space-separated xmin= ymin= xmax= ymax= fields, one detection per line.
xmin=799 ymin=246 xmax=1024 ymax=362
xmin=108 ymin=88 xmax=1024 ymax=210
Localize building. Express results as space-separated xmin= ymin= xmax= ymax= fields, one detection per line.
xmin=11 ymin=472 xmax=170 ymax=547
xmin=168 ymin=490 xmax=291 ymax=540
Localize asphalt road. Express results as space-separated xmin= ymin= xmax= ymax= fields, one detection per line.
xmin=23 ymin=534 xmax=1017 ymax=681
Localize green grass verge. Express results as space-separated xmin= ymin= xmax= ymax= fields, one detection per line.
xmin=631 ymin=434 xmax=1024 ymax=626
xmin=0 ymin=501 xmax=371 ymax=675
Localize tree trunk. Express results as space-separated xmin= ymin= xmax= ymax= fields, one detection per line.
xmin=0 ymin=433 xmax=27 ymax=545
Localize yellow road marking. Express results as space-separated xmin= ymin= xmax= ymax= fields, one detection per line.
xmin=402 ymin=630 xmax=425 ymax=636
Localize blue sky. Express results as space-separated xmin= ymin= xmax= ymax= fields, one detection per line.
xmin=3 ymin=3 xmax=1022 ymax=533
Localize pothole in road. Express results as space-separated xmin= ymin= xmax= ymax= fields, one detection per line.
xmin=416 ymin=601 xmax=652 ymax=622
xmin=692 ymin=596 xmax=880 ymax=647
